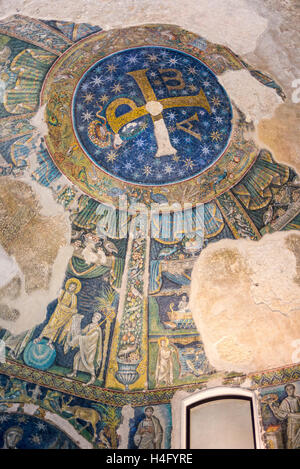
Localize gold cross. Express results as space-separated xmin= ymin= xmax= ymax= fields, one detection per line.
xmin=105 ymin=68 xmax=211 ymax=158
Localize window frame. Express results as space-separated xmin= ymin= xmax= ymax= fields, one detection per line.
xmin=180 ymin=386 xmax=262 ymax=449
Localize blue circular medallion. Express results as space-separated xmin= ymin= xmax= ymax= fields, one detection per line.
xmin=23 ymin=339 xmax=56 ymax=370
xmin=73 ymin=46 xmax=232 ymax=186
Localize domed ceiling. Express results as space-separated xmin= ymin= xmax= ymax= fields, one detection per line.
xmin=0 ymin=14 xmax=299 ymax=449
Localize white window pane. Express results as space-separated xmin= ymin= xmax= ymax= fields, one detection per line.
xmin=189 ymin=398 xmax=255 ymax=449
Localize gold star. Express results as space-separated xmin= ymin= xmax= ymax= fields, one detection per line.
xmin=111 ymin=83 xmax=123 ymax=94
xmin=140 ymin=121 xmax=148 ymax=130
xmin=188 ymin=84 xmax=197 ymax=92
xmin=106 ymin=150 xmax=118 ymax=162
xmin=83 ymin=93 xmax=94 ymax=103
xmin=184 ymin=158 xmax=195 ymax=170
xmin=143 ymin=165 xmax=152 ymax=176
xmin=107 ymin=64 xmax=117 ymax=72
xmin=148 ymin=53 xmax=158 ymax=62
xmin=168 ymin=125 xmax=176 ymax=133
xmin=211 ymin=96 xmax=221 ymax=107
xmin=210 ymin=130 xmax=222 ymax=141
xmin=173 ymin=154 xmax=181 ymax=162
xmin=99 ymin=94 xmax=109 ymax=103
xmin=188 ymin=66 xmax=197 ymax=75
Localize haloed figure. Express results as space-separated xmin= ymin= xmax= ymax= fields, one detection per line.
xmin=155 ymin=337 xmax=176 ymax=386
xmin=133 ymin=407 xmax=163 ymax=449
xmin=2 ymin=426 xmax=23 ymax=449
xmin=34 ymin=278 xmax=81 ymax=349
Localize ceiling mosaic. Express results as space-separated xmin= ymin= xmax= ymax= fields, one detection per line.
xmin=41 ymin=23 xmax=261 ymax=205
xmin=56 ymin=44 xmax=233 ymax=186
xmin=0 ymin=14 xmax=299 ymax=449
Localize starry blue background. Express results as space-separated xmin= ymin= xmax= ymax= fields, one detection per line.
xmin=73 ymin=46 xmax=232 ymax=186
xmin=0 ymin=412 xmax=78 ymax=449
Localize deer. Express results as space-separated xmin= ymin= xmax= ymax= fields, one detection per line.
xmin=61 ymin=397 xmax=100 ymax=441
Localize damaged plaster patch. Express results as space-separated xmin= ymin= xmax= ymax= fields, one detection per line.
xmin=0 ymin=275 xmax=21 ymax=300
xmin=0 ymin=0 xmax=267 ymax=56
xmin=257 ymin=102 xmax=300 ymax=174
xmin=243 ymin=0 xmax=300 ymax=95
xmin=30 ymin=103 xmax=48 ymax=139
xmin=0 ymin=243 xmax=73 ymax=334
xmin=0 ymin=177 xmax=69 ymax=293
xmin=218 ymin=69 xmax=282 ymax=124
xmin=285 ymin=233 xmax=300 ymax=285
xmin=0 ymin=244 xmax=20 ymax=289
xmin=0 ymin=176 xmax=73 ymax=334
xmin=20 ymin=175 xmax=64 ymax=218
xmin=190 ymin=231 xmax=300 ymax=374
xmin=0 ymin=304 xmax=20 ymax=322
xmin=117 ymin=405 xmax=135 ymax=449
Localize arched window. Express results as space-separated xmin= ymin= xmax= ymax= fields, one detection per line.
xmin=180 ymin=387 xmax=262 ymax=449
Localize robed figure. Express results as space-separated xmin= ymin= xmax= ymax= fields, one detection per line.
xmin=67 ymin=312 xmax=103 ymax=386
xmin=133 ymin=407 xmax=163 ymax=449
xmin=155 ymin=337 xmax=176 ymax=386
xmin=269 ymin=383 xmax=300 ymax=449
xmin=35 ymin=278 xmax=81 ymax=348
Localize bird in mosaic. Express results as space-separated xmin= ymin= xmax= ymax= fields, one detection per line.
xmin=157 ymin=246 xmax=179 ymax=259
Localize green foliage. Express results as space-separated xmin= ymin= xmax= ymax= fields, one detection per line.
xmin=0 ymin=35 xmax=10 ymax=49
xmin=96 ymin=286 xmax=116 ymax=312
